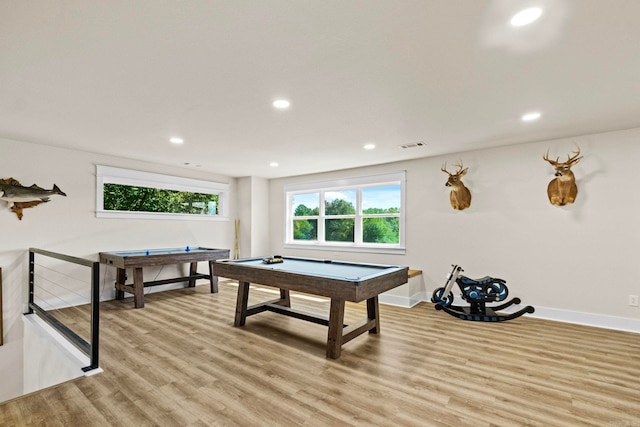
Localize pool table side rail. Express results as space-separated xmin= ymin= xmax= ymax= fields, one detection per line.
xmin=223 ymin=255 xmax=399 ymax=270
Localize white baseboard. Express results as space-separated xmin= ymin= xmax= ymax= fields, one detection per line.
xmin=379 ymin=291 xmax=427 ymax=308
xmin=379 ymin=292 xmax=640 ymax=334
xmin=528 ymin=306 xmax=640 ymax=334
xmin=378 ymin=293 xmax=417 ymax=308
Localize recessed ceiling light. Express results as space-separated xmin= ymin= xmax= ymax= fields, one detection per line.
xmin=510 ymin=7 xmax=543 ymax=27
xmin=170 ymin=137 xmax=184 ymax=144
xmin=270 ymin=162 xmax=279 ymax=167
xmin=364 ymin=143 xmax=376 ymax=150
xmin=272 ymin=99 xmax=290 ymax=109
xmin=521 ymin=112 xmax=541 ymax=122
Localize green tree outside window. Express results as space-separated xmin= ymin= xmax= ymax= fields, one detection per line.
xmin=104 ymin=183 xmax=219 ymax=215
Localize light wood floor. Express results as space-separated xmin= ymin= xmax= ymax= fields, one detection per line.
xmin=1 ymin=281 xmax=639 ymax=426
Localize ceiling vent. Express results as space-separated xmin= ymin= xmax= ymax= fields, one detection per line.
xmin=399 ymin=141 xmax=426 ymax=149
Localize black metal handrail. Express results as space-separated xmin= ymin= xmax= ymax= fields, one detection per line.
xmin=27 ymin=248 xmax=100 ymax=372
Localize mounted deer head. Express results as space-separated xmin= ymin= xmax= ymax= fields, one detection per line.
xmin=543 ymin=144 xmax=583 ymax=206
xmin=441 ymin=161 xmax=471 ymax=210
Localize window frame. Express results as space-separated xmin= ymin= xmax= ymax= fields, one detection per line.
xmin=284 ymin=172 xmax=406 ymax=254
xmin=96 ymin=165 xmax=230 ymax=221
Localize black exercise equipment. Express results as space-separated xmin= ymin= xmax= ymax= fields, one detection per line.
xmin=431 ymin=265 xmax=534 ymax=322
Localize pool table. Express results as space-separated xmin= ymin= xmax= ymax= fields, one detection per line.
xmin=99 ymin=247 xmax=230 ymax=308
xmin=213 ymin=256 xmax=409 ymax=358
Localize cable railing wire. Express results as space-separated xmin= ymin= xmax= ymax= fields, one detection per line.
xmin=32 ymin=272 xmax=91 ymax=307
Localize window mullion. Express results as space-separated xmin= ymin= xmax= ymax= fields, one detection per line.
xmin=355 ymin=188 xmax=363 ymax=245
xmin=319 ymin=191 xmax=326 ymax=243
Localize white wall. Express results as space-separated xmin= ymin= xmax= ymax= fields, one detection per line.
xmin=0 ymin=137 xmax=237 ymax=401
xmin=237 ymin=177 xmax=252 ymax=258
xmin=268 ymin=128 xmax=640 ymax=331
xmin=22 ymin=315 xmax=87 ymax=396
xmin=236 ymin=176 xmax=270 ymax=257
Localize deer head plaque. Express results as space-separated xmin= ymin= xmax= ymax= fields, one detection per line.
xmin=441 ymin=161 xmax=471 ymax=210
xmin=543 ymin=144 xmax=583 ymax=206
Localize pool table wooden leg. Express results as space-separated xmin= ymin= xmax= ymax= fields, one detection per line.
xmin=235 ymin=281 xmax=250 ymax=326
xmin=367 ymin=296 xmax=380 ymax=334
xmin=279 ymin=289 xmax=291 ymax=307
xmin=208 ymin=261 xmax=218 ymax=293
xmin=133 ymin=267 xmax=144 ymax=308
xmin=327 ymin=299 xmax=346 ymax=359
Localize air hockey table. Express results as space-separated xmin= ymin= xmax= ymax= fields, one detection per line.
xmin=99 ymin=246 xmax=230 ymax=308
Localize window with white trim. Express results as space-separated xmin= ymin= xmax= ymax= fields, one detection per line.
xmin=96 ymin=165 xmax=230 ymax=221
xmin=285 ymin=172 xmax=406 ymax=254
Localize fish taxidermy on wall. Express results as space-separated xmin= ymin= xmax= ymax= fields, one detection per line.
xmin=543 ymin=144 xmax=583 ymax=206
xmin=441 ymin=161 xmax=471 ymax=210
xmin=0 ymin=178 xmax=67 ymax=220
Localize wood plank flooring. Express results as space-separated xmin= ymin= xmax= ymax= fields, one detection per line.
xmin=1 ymin=280 xmax=639 ymax=426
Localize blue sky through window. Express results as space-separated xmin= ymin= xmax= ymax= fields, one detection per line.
xmin=325 ymin=190 xmax=356 ymax=205
xmin=292 ymin=192 xmax=319 ymax=214
xmin=362 ymin=185 xmax=401 ymax=211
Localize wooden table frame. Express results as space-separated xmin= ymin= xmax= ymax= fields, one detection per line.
xmin=214 ymin=257 xmax=408 ymax=359
xmin=99 ymin=247 xmax=230 ymax=308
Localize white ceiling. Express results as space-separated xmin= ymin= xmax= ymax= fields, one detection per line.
xmin=2 ymin=1 xmax=640 ymax=179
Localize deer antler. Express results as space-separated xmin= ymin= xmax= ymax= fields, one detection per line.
xmin=544 ymin=143 xmax=582 ymax=167
xmin=565 ymin=143 xmax=583 ymax=166
xmin=442 ymin=161 xmax=468 ymax=177
xmin=543 ymin=149 xmax=559 ymax=166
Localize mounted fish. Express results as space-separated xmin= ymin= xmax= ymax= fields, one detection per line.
xmin=0 ymin=178 xmax=67 ymax=220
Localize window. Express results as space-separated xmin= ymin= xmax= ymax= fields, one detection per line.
xmin=96 ymin=165 xmax=230 ymax=220
xmin=285 ymin=172 xmax=406 ymax=254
